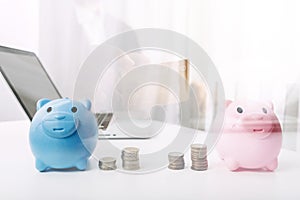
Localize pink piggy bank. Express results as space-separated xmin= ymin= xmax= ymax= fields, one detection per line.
xmin=216 ymin=100 xmax=282 ymax=171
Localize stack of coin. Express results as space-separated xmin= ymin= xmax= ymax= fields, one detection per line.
xmin=168 ymin=152 xmax=185 ymax=170
xmin=121 ymin=147 xmax=140 ymax=170
xmin=190 ymin=144 xmax=208 ymax=171
xmin=98 ymin=157 xmax=117 ymax=170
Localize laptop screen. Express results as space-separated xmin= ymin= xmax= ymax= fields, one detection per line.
xmin=0 ymin=46 xmax=61 ymax=120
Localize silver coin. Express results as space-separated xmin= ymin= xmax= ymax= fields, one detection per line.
xmin=192 ymin=161 xmax=208 ymax=164
xmin=123 ymin=161 xmax=140 ymax=165
xmin=101 ymin=162 xmax=116 ymax=166
xmin=122 ymin=155 xmax=138 ymax=158
xmin=99 ymin=157 xmax=116 ymax=163
xmin=192 ymin=159 xmax=207 ymax=162
xmin=122 ymin=158 xmax=140 ymax=170
xmin=191 ymin=152 xmax=207 ymax=158
xmin=168 ymin=151 xmax=185 ymax=170
xmin=168 ymin=152 xmax=184 ymax=158
xmin=121 ymin=153 xmax=139 ymax=157
xmin=123 ymin=147 xmax=139 ymax=154
xmin=100 ymin=166 xmax=117 ymax=170
xmin=190 ymin=144 xmax=208 ymax=171
xmin=191 ymin=149 xmax=207 ymax=153
xmin=191 ymin=149 xmax=207 ymax=152
xmin=99 ymin=157 xmax=116 ymax=164
xmin=121 ymin=157 xmax=139 ymax=161
xmin=192 ymin=160 xmax=208 ymax=164
xmin=192 ymin=163 xmax=208 ymax=166
xmin=121 ymin=146 xmax=141 ymax=170
xmin=98 ymin=157 xmax=117 ymax=170
xmin=123 ymin=165 xmax=140 ymax=169
xmin=191 ymin=158 xmax=207 ymax=161
xmin=169 ymin=165 xmax=185 ymax=167
xmin=168 ymin=165 xmax=185 ymax=170
xmin=169 ymin=162 xmax=184 ymax=166
xmin=122 ymin=162 xmax=140 ymax=166
xmin=169 ymin=159 xmax=184 ymax=163
xmin=191 ymin=157 xmax=207 ymax=161
xmin=191 ymin=152 xmax=206 ymax=155
xmin=169 ymin=161 xmax=185 ymax=165
xmin=191 ymin=155 xmax=207 ymax=158
xmin=191 ymin=153 xmax=207 ymax=157
xmin=121 ymin=151 xmax=139 ymax=155
xmin=169 ymin=161 xmax=184 ymax=165
xmin=169 ymin=160 xmax=184 ymax=163
xmin=168 ymin=157 xmax=184 ymax=161
xmin=191 ymin=150 xmax=207 ymax=153
xmin=168 ymin=164 xmax=185 ymax=168
xmin=192 ymin=164 xmax=208 ymax=168
xmin=192 ymin=165 xmax=208 ymax=168
xmin=168 ymin=167 xmax=185 ymax=170
xmin=191 ymin=144 xmax=207 ymax=150
xmin=191 ymin=166 xmax=208 ymax=171
xmin=169 ymin=159 xmax=184 ymax=162
xmin=122 ymin=156 xmax=138 ymax=159
xmin=191 ymin=151 xmax=207 ymax=155
xmin=122 ymin=152 xmax=138 ymax=155
xmin=168 ymin=159 xmax=184 ymax=163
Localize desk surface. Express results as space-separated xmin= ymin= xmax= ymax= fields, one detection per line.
xmin=1 ymin=120 xmax=300 ymax=200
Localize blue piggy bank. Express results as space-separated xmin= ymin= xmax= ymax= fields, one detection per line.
xmin=29 ymin=98 xmax=98 ymax=172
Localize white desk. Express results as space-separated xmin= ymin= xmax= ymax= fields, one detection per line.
xmin=1 ymin=120 xmax=300 ymax=200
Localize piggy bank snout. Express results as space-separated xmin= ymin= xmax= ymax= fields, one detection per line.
xmin=54 ymin=115 xmax=66 ymax=120
xmin=242 ymin=114 xmax=264 ymax=122
xmin=42 ymin=112 xmax=79 ymax=138
xmin=241 ymin=114 xmax=274 ymax=133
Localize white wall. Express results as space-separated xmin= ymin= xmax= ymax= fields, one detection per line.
xmin=188 ymin=0 xmax=300 ymax=105
xmin=0 ymin=0 xmax=39 ymax=121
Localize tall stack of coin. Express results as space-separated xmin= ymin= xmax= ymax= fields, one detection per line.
xmin=121 ymin=147 xmax=140 ymax=170
xmin=98 ymin=157 xmax=117 ymax=170
xmin=190 ymin=144 xmax=208 ymax=171
xmin=168 ymin=152 xmax=185 ymax=170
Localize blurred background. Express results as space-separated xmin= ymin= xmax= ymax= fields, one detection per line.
xmin=0 ymin=0 xmax=299 ymax=150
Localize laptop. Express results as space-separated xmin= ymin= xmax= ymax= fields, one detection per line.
xmin=0 ymin=45 xmax=136 ymax=139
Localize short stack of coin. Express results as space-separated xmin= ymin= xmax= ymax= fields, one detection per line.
xmin=98 ymin=157 xmax=117 ymax=170
xmin=168 ymin=152 xmax=185 ymax=170
xmin=190 ymin=144 xmax=208 ymax=171
xmin=121 ymin=147 xmax=140 ymax=170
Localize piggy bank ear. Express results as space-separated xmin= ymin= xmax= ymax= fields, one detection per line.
xmin=266 ymin=101 xmax=274 ymax=111
xmin=225 ymin=100 xmax=232 ymax=108
xmin=81 ymin=99 xmax=91 ymax=111
xmin=37 ymin=98 xmax=51 ymax=111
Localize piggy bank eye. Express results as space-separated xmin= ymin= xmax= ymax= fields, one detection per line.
xmin=262 ymin=107 xmax=267 ymax=114
xmin=237 ymin=107 xmax=243 ymax=114
xmin=71 ymin=107 xmax=78 ymax=113
xmin=46 ymin=107 xmax=52 ymax=113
